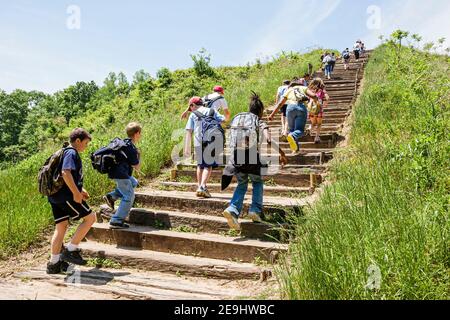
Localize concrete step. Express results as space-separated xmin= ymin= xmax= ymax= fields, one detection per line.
xmin=134 ymin=190 xmax=309 ymax=217
xmin=158 ymin=181 xmax=311 ymax=197
xmin=79 ymin=241 xmax=270 ymax=281
xmin=87 ymin=223 xmax=288 ymax=263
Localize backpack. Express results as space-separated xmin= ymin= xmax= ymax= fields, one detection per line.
xmin=308 ymin=100 xmax=322 ymax=115
xmin=292 ymin=86 xmax=310 ymax=104
xmin=193 ymin=109 xmax=225 ymax=146
xmin=38 ymin=144 xmax=75 ymax=196
xmin=229 ymin=112 xmax=263 ymax=169
xmin=204 ymin=94 xmax=225 ymax=109
xmin=229 ymin=112 xmax=260 ymax=149
xmin=91 ymin=138 xmax=129 ymax=174
xmin=343 ymin=52 xmax=350 ymax=59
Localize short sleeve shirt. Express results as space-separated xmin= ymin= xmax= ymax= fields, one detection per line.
xmin=186 ymin=107 xmax=226 ymax=147
xmin=203 ymin=93 xmax=229 ymax=113
xmin=283 ymin=86 xmax=309 ymax=105
xmin=48 ymin=148 xmax=83 ymax=204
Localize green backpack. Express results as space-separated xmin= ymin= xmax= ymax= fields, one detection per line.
xmin=38 ymin=143 xmax=73 ymax=196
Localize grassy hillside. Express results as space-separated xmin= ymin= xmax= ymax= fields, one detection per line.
xmin=276 ymin=37 xmax=449 ymax=299
xmin=0 ymin=50 xmax=323 ymax=258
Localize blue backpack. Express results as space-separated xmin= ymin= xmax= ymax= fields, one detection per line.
xmin=193 ymin=109 xmax=225 ymax=146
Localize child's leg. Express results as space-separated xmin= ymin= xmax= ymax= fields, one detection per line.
xmin=110 ymin=179 xmax=135 ymax=224
xmin=249 ymin=175 xmax=264 ymax=215
xmin=69 ymin=212 xmax=96 ymax=246
xmin=200 ymin=167 xmax=213 ymax=188
xmin=196 ymin=166 xmax=202 ymax=188
xmin=226 ymin=172 xmax=249 ymax=217
xmin=51 ymin=220 xmax=69 ymax=256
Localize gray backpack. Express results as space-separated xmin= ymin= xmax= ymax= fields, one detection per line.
xmin=229 ymin=112 xmax=260 ymax=152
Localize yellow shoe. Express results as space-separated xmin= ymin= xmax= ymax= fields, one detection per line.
xmin=287 ymin=134 xmax=299 ymax=153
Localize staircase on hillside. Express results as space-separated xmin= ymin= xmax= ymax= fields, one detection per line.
xmin=81 ymin=53 xmax=371 ymax=283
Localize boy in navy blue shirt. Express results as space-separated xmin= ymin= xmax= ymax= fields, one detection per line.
xmin=47 ymin=128 xmax=96 ymax=274
xmin=104 ymin=122 xmax=142 ymax=229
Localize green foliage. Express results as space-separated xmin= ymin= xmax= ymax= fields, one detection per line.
xmin=276 ymin=34 xmax=449 ymax=300
xmin=0 ymin=49 xmax=322 ymax=258
xmin=191 ymin=48 xmax=215 ymax=78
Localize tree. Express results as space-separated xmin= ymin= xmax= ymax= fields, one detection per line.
xmin=191 ymin=48 xmax=215 ymax=78
xmin=156 ymin=67 xmax=173 ymax=88
xmin=55 ymin=81 xmax=99 ymax=123
xmin=0 ymin=90 xmax=32 ymax=161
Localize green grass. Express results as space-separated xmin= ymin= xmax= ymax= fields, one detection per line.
xmin=0 ymin=50 xmax=324 ymax=258
xmin=276 ymin=40 xmax=449 ymax=300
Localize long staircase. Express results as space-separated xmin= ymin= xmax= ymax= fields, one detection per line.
xmin=80 ymin=54 xmax=371 ymax=291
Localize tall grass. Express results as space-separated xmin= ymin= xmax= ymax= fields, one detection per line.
xmin=276 ymin=42 xmax=449 ymax=299
xmin=0 ymin=50 xmax=324 ymax=258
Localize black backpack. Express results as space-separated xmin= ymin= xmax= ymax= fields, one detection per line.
xmin=343 ymin=52 xmax=350 ymax=59
xmin=38 ymin=143 xmax=74 ymax=196
xmin=204 ymin=94 xmax=225 ymax=109
xmin=91 ymin=138 xmax=129 ymax=174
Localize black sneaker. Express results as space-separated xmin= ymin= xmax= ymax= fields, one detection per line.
xmin=103 ymin=195 xmax=116 ymax=211
xmin=46 ymin=260 xmax=69 ymax=275
xmin=61 ymin=248 xmax=88 ymax=266
xmin=110 ymin=221 xmax=130 ymax=229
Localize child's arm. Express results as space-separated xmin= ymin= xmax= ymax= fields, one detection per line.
xmin=269 ymin=96 xmax=288 ymax=121
xmin=263 ymin=128 xmax=288 ymax=167
xmin=184 ymin=130 xmax=193 ymax=159
xmin=62 ymin=170 xmax=83 ymax=204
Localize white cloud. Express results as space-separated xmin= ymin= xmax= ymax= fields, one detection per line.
xmin=243 ymin=0 xmax=342 ymax=63
xmin=362 ymin=0 xmax=450 ymax=50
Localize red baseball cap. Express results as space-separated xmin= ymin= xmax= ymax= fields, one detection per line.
xmin=214 ymin=85 xmax=224 ymax=94
xmin=189 ymin=96 xmax=203 ymax=106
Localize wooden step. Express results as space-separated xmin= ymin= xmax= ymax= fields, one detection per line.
xmin=123 ymin=208 xmax=285 ymax=241
xmin=87 ymin=223 xmax=288 ymax=263
xmin=171 ymin=169 xmax=323 ymax=188
xmin=157 ymin=181 xmax=311 ymax=197
xmin=79 ymin=241 xmax=269 ymax=281
xmin=134 ymin=190 xmax=309 ymax=216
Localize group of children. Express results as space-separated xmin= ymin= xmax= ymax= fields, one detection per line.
xmin=45 ymin=75 xmax=333 ymax=274
xmin=46 ymin=123 xmax=142 ymax=274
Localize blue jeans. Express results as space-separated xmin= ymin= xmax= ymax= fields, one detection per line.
xmin=226 ymin=173 xmax=264 ymax=217
xmin=286 ymin=104 xmax=308 ymax=142
xmin=325 ymin=64 xmax=333 ymax=76
xmin=109 ymin=176 xmax=138 ymax=224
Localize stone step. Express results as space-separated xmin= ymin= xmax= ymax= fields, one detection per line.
xmin=158 ymin=181 xmax=311 ymax=197
xmin=124 ymin=208 xmax=284 ymax=241
xmin=135 ymin=190 xmax=309 ymax=217
xmin=87 ymin=223 xmax=288 ymax=263
xmin=79 ymin=241 xmax=269 ymax=281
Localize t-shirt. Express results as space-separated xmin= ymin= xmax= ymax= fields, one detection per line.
xmin=48 ymin=148 xmax=83 ymax=204
xmin=108 ymin=139 xmax=140 ymax=180
xmin=354 ymin=43 xmax=361 ymax=51
xmin=283 ymin=86 xmax=309 ymax=105
xmin=316 ymin=89 xmax=328 ymax=104
xmin=186 ymin=107 xmax=226 ymax=147
xmin=203 ymin=93 xmax=229 ymax=113
xmin=323 ymin=55 xmax=333 ymax=65
xmin=277 ymin=85 xmax=289 ymax=103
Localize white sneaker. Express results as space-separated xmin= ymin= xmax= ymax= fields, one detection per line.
xmin=223 ymin=210 xmax=241 ymax=231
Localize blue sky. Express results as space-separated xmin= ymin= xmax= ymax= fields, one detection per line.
xmin=1 ymin=0 xmax=449 ymax=93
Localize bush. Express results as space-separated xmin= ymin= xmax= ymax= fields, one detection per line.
xmin=276 ymin=32 xmax=449 ymax=300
